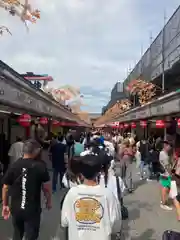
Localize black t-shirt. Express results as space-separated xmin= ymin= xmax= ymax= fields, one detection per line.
xmin=3 ymin=158 xmax=50 ymax=215
xmin=50 ymin=142 xmax=66 ymax=170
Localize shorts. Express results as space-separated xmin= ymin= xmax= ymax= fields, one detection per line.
xmin=159 ymin=175 xmax=171 ymax=188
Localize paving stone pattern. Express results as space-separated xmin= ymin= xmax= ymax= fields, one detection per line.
xmin=0 ymin=165 xmax=179 ymax=240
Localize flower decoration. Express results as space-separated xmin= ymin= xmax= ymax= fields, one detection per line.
xmin=126 ymin=78 xmax=158 ymax=105
xmin=95 ymin=99 xmax=131 ymax=126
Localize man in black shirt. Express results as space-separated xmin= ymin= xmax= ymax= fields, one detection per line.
xmin=2 ymin=139 xmax=52 ymax=240
xmin=50 ymin=136 xmax=66 ymax=192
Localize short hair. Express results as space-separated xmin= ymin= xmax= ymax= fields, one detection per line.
xmin=80 ymin=154 xmax=102 ymax=180
xmin=58 ymin=135 xmax=64 ymax=142
xmin=16 ymin=136 xmax=22 ymax=142
xmin=74 ymin=133 xmax=81 ymax=142
xmin=23 ymin=139 xmax=41 ymax=155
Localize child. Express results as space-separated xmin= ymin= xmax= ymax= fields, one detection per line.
xmin=61 ymin=150 xmax=121 ymax=240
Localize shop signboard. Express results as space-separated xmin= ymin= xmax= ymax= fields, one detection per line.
xmin=0 ymin=78 xmax=71 ymax=119
xmin=135 ymin=107 xmax=151 ymax=120
xmin=151 ymin=98 xmax=180 ymax=117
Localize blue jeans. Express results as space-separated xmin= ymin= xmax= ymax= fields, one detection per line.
xmin=52 ymin=168 xmax=64 ymax=192
xmin=140 ymin=161 xmax=151 ymax=179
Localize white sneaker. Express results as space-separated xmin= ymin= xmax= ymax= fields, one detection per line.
xmin=146 ymin=179 xmax=152 ymax=182
xmin=160 ymin=204 xmax=173 ymax=211
xmin=140 ymin=177 xmax=143 ymax=180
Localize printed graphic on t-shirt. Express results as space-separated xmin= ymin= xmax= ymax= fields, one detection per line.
xmin=74 ymin=197 xmax=104 ymax=231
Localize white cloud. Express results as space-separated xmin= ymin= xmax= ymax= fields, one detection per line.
xmin=0 ymin=0 xmax=180 ymax=112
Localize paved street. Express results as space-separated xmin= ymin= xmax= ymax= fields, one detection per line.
xmin=0 ymin=167 xmax=179 ymax=240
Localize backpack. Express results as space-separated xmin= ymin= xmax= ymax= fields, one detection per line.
xmin=73 ymin=143 xmax=84 ymax=157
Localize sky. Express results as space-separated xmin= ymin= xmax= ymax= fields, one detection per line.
xmin=0 ymin=0 xmax=180 ymax=113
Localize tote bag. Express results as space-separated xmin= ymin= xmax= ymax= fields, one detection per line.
xmin=169 ymin=180 xmax=178 ymax=199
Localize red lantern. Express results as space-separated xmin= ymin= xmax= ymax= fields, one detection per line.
xmin=124 ymin=123 xmax=129 ymax=128
xmin=17 ymin=114 xmax=31 ymax=127
xmin=109 ymin=122 xmax=119 ymax=128
xmin=140 ymin=120 xmax=147 ymax=128
xmin=119 ymin=124 xmax=124 ymax=129
xmin=156 ymin=120 xmax=165 ymax=128
xmin=131 ymin=122 xmax=136 ymax=128
xmin=39 ymin=117 xmax=48 ymax=125
xmin=177 ymin=119 xmax=180 ymax=128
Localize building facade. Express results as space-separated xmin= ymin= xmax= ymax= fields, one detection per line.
xmin=102 ymin=81 xmax=126 ymax=114
xmin=123 ymin=6 xmax=180 ymax=92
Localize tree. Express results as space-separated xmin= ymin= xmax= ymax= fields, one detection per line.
xmin=0 ymin=0 xmax=40 ymax=35
xmin=0 ymin=25 xmax=12 ymax=36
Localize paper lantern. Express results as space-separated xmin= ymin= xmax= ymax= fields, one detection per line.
xmin=156 ymin=120 xmax=165 ymax=128
xmin=131 ymin=122 xmax=136 ymax=128
xmin=110 ymin=122 xmax=119 ymax=128
xmin=177 ymin=119 xmax=180 ymax=128
xmin=39 ymin=117 xmax=48 ymax=125
xmin=17 ymin=114 xmax=31 ymax=127
xmin=140 ymin=120 xmax=147 ymax=128
xmin=124 ymin=123 xmax=129 ymax=128
xmin=119 ymin=124 xmax=124 ymax=129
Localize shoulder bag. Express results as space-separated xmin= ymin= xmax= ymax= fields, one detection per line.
xmin=116 ymin=176 xmax=128 ymax=220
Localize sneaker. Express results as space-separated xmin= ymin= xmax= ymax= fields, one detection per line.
xmin=160 ymin=204 xmax=173 ymax=211
xmin=140 ymin=177 xmax=143 ymax=180
xmin=146 ymin=179 xmax=152 ymax=182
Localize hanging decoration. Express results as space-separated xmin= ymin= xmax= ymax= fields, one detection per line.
xmin=126 ymin=78 xmax=160 ymax=105
xmin=140 ymin=120 xmax=147 ymax=128
xmin=177 ymin=119 xmax=180 ymax=128
xmin=124 ymin=123 xmax=129 ymax=128
xmin=108 ymin=122 xmax=119 ymax=129
xmin=17 ymin=113 xmax=31 ymax=127
xmin=119 ymin=124 xmax=124 ymax=129
xmin=0 ymin=0 xmax=40 ymax=32
xmin=156 ymin=120 xmax=165 ymax=128
xmin=94 ymin=99 xmax=132 ymax=127
xmin=39 ymin=117 xmax=48 ymax=125
xmin=131 ymin=122 xmax=136 ymax=128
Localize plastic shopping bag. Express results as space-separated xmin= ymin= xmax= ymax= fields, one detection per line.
xmin=169 ymin=181 xmax=178 ymax=199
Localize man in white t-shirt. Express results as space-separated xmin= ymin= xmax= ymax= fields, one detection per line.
xmin=61 ymin=152 xmax=121 ymax=240
xmin=8 ymin=137 xmax=24 ymax=164
xmin=159 ymin=140 xmax=172 ymax=211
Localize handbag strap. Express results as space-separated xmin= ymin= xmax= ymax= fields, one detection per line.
xmin=116 ymin=176 xmax=121 ymax=202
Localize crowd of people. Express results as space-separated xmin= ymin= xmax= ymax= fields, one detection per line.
xmin=0 ymin=129 xmax=180 ymax=239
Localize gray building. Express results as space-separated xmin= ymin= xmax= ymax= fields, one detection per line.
xmin=102 ymin=81 xmax=126 ymax=114
xmin=123 ymin=6 xmax=180 ymax=92
xmin=102 ymin=5 xmax=180 ymax=114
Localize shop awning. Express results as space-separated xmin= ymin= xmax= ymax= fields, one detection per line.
xmin=0 ymin=61 xmax=89 ymax=127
